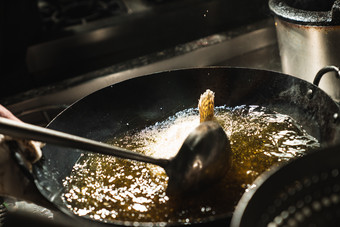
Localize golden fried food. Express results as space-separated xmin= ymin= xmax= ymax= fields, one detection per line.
xmin=198 ymin=89 xmax=215 ymax=122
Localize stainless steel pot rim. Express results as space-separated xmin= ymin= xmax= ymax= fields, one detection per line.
xmin=269 ymin=0 xmax=337 ymax=25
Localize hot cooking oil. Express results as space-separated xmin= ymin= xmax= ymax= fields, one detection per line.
xmin=62 ymin=105 xmax=319 ymax=223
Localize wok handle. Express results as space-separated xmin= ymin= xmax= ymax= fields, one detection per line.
xmin=0 ymin=117 xmax=170 ymax=168
xmin=313 ymin=66 xmax=340 ymax=87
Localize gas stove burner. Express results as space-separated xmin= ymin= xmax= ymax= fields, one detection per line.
xmin=38 ymin=0 xmax=127 ymax=30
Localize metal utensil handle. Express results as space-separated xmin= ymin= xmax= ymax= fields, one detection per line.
xmin=0 ymin=117 xmax=169 ymax=167
xmin=313 ymin=66 xmax=340 ymax=87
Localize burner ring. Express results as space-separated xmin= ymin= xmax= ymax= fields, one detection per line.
xmin=38 ymin=0 xmax=127 ymax=28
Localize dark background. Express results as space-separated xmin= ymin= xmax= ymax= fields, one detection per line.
xmin=0 ymin=0 xmax=271 ymax=98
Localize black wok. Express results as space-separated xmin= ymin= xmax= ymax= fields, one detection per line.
xmin=11 ymin=67 xmax=340 ymax=226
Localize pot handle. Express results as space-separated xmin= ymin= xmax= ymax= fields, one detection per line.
xmin=313 ymin=66 xmax=340 ymax=87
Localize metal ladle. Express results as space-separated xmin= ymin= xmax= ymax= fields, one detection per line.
xmin=0 ymin=117 xmax=231 ymax=194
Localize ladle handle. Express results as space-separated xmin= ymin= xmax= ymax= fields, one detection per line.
xmin=0 ymin=117 xmax=169 ymax=167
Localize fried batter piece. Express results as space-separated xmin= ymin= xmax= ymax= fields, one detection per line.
xmin=198 ymin=89 xmax=215 ymax=122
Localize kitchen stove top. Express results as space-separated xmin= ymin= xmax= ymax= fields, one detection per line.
xmin=1 ymin=0 xmax=270 ymax=98
xmin=3 ymin=19 xmax=280 ymax=126
xmin=0 ymin=1 xmax=279 ymax=225
xmin=3 ymin=1 xmax=340 ymax=225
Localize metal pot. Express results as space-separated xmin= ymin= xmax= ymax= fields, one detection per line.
xmin=269 ymin=0 xmax=340 ymax=101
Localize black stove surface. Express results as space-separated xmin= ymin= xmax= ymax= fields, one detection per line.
xmin=0 ymin=0 xmax=270 ymax=99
